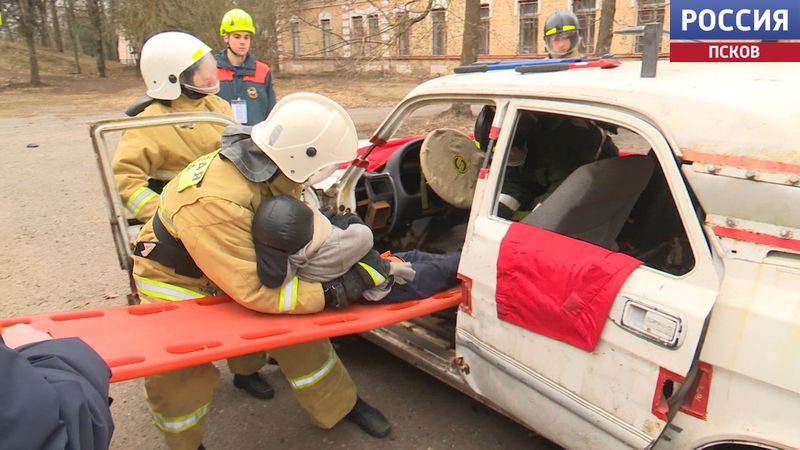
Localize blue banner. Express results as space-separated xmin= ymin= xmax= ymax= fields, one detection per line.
xmin=671 ymin=0 xmax=800 ymax=40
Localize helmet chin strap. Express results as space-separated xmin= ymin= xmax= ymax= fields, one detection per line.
xmin=228 ymin=46 xmax=247 ymax=59
xmin=181 ymin=85 xmax=207 ymax=99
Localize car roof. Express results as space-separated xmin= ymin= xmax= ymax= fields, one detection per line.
xmin=404 ymin=60 xmax=800 ymax=166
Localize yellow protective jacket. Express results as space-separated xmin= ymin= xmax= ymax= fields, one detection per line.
xmin=132 ymin=151 xmax=326 ymax=314
xmin=112 ymin=95 xmax=233 ymax=222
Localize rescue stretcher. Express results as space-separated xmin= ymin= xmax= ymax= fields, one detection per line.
xmin=0 ymin=289 xmax=461 ymax=382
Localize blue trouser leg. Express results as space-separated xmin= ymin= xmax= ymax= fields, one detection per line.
xmin=381 ymin=250 xmax=461 ymax=303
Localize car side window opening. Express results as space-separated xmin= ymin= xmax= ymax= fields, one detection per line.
xmin=494 ymin=109 xmax=695 ymax=276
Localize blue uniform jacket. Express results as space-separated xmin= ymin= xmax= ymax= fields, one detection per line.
xmin=215 ymin=50 xmax=277 ymax=125
xmin=0 ymin=337 xmax=114 ymax=450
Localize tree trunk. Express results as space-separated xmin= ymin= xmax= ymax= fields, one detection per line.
xmin=86 ymin=0 xmax=106 ymax=77
xmin=262 ymin=0 xmax=279 ymax=74
xmin=34 ymin=0 xmax=49 ymax=47
xmin=595 ymin=0 xmax=617 ymax=56
xmin=450 ymin=0 xmax=481 ymax=115
xmin=459 ymin=0 xmax=481 ymax=66
xmin=48 ymin=0 xmax=63 ymax=52
xmin=18 ymin=0 xmax=42 ymax=85
xmin=65 ymin=0 xmax=81 ymax=73
xmin=102 ymin=0 xmax=118 ymax=61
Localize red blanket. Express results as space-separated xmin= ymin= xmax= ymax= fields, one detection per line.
xmin=496 ymin=223 xmax=642 ymax=352
xmin=340 ymin=136 xmax=421 ymax=172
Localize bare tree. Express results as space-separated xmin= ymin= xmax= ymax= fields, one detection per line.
xmin=260 ymin=0 xmax=279 ymax=73
xmin=283 ymin=0 xmax=434 ymax=67
xmin=232 ymin=0 xmax=298 ymax=74
xmin=102 ymin=0 xmax=118 ymax=61
xmin=47 ymin=0 xmax=62 ymax=51
xmin=1 ymin=4 xmax=15 ymax=42
xmin=64 ymin=0 xmax=81 ymax=73
xmin=86 ymin=0 xmax=105 ymax=77
xmin=33 ymin=0 xmax=48 ymax=46
xmin=117 ymin=0 xmax=228 ymax=64
xmin=595 ymin=0 xmax=616 ymax=56
xmin=459 ymin=0 xmax=480 ymax=66
xmin=445 ymin=0 xmax=481 ymax=115
xmin=16 ymin=0 xmax=42 ymax=84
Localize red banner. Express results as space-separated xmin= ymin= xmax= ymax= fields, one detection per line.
xmin=670 ymin=42 xmax=800 ymax=62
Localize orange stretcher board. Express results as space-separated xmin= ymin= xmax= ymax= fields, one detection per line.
xmin=1 ymin=289 xmax=462 ymax=382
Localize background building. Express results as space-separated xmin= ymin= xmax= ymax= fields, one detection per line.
xmin=278 ymin=0 xmax=671 ymax=76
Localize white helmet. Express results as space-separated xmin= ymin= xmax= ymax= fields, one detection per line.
xmin=251 ymin=93 xmax=358 ymax=183
xmin=140 ymin=31 xmax=218 ymax=100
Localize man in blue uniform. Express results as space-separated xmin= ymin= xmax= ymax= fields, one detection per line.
xmin=216 ymin=8 xmax=277 ymax=126
xmin=0 ymin=323 xmax=114 ymax=450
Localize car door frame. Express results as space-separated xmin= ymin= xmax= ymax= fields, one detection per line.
xmin=455 ymin=97 xmax=720 ymax=449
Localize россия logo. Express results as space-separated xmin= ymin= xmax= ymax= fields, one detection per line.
xmin=670 ymin=0 xmax=800 ymax=62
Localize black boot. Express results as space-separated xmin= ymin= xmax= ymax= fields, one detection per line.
xmin=233 ymin=373 xmax=275 ymax=400
xmin=345 ymin=397 xmax=391 ymax=438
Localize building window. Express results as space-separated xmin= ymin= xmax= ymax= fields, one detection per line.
xmin=368 ymin=13 xmax=380 ymax=54
xmin=291 ymin=22 xmax=300 ymax=57
xmin=431 ymin=9 xmax=447 ymax=56
xmin=478 ymin=4 xmax=490 ymax=54
xmin=321 ymin=19 xmax=332 ymax=57
xmin=351 ymin=16 xmax=364 ymax=57
xmin=396 ymin=12 xmax=411 ymax=56
xmin=573 ymin=0 xmax=596 ymax=54
xmin=635 ymin=0 xmax=666 ymax=53
xmin=518 ymin=1 xmax=538 ymax=54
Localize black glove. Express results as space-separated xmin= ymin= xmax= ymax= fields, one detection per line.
xmin=321 ymin=250 xmax=391 ymax=309
xmin=329 ymin=212 xmax=365 ymax=230
xmin=358 ymin=250 xmax=391 ymax=280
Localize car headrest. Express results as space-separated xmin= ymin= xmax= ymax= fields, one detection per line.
xmin=474 ymin=105 xmax=495 ymax=151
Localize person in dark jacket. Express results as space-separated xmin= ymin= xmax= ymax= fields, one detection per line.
xmin=216 ymin=8 xmax=277 ymax=125
xmin=0 ymin=323 xmax=114 ymax=450
xmin=498 ymin=111 xmax=619 ymax=220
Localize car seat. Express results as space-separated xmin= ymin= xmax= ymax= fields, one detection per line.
xmin=522 ymin=155 xmax=655 ymax=250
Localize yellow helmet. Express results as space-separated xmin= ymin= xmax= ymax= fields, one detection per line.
xmin=220 ymin=8 xmax=256 ymax=35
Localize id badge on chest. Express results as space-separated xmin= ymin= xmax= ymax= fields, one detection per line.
xmin=232 ymin=98 xmax=248 ymax=124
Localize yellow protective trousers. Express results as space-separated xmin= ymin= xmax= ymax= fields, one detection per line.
xmin=140 ymin=295 xmax=357 ymax=450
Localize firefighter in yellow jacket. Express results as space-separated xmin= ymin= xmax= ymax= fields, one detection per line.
xmin=132 ymin=93 xmax=392 ymax=450
xmin=113 ymin=32 xmax=275 ymax=406
xmin=112 ymin=31 xmax=232 ymax=224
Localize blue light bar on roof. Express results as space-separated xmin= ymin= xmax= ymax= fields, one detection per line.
xmin=454 ymin=57 xmax=586 ymax=74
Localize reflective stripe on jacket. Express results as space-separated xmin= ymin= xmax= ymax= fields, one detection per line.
xmin=133 ymin=275 xmax=208 ymax=301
